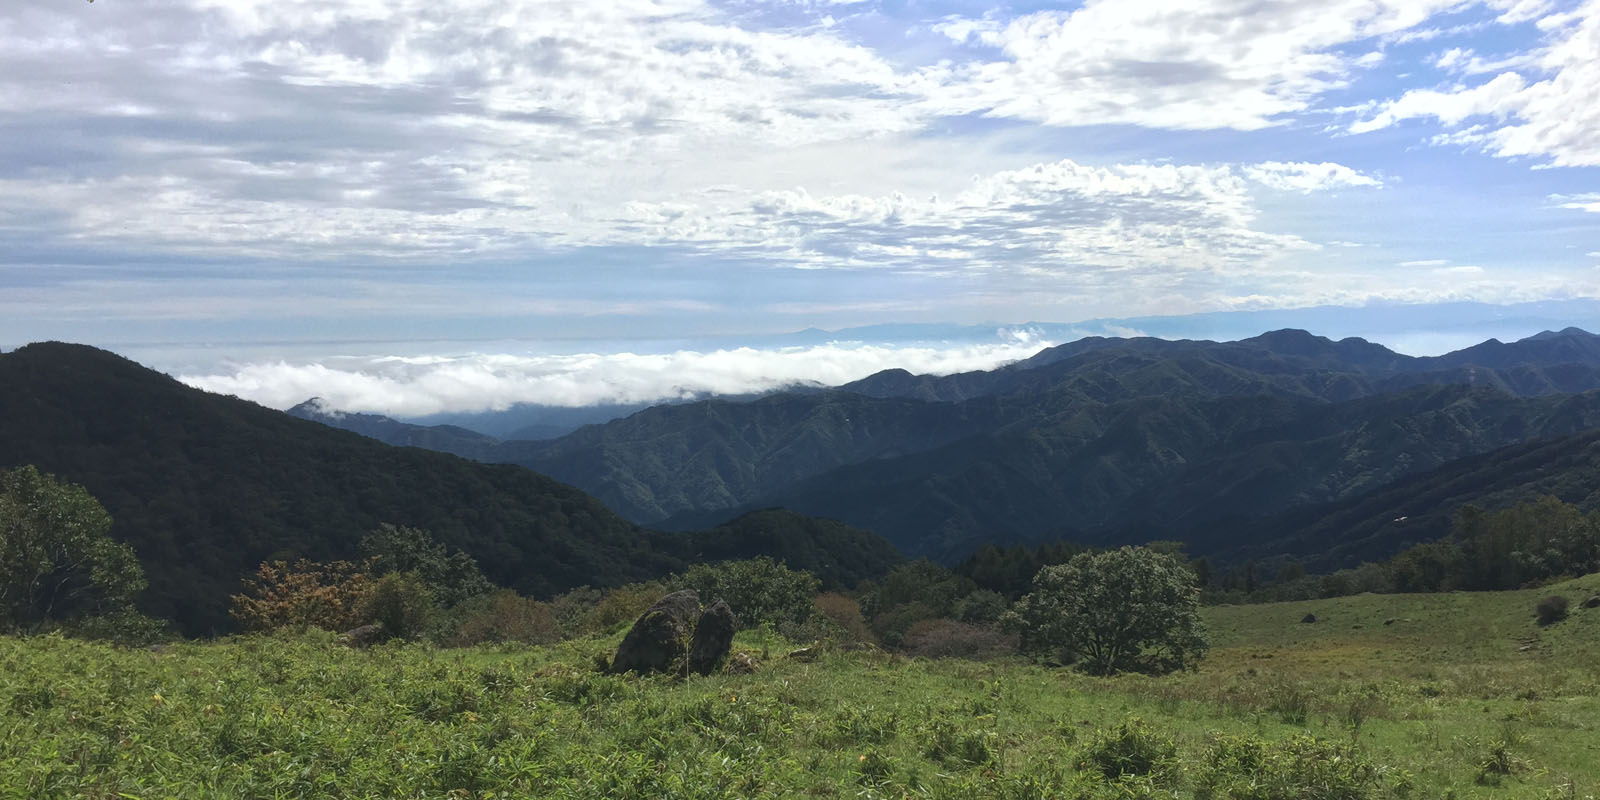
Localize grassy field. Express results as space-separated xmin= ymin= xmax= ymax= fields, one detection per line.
xmin=4 ymin=577 xmax=1599 ymax=799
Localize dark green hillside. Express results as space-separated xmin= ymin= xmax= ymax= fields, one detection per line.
xmin=665 ymin=385 xmax=1600 ymax=560
xmin=0 ymin=344 xmax=902 ymax=634
xmin=674 ymin=508 xmax=903 ymax=589
xmin=286 ymin=327 xmax=1600 ymax=565
xmin=1204 ymin=426 xmax=1600 ymax=569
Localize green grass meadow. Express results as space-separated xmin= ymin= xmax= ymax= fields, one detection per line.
xmin=4 ymin=578 xmax=1599 ymax=799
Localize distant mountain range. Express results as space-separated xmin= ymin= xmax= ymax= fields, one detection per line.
xmin=0 ymin=343 xmax=901 ymax=634
xmin=292 ymin=327 xmax=1600 ymax=564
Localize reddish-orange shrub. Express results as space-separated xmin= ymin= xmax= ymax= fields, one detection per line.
xmin=229 ymin=558 xmax=375 ymax=632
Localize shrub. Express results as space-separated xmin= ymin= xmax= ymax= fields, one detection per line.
xmin=230 ymin=558 xmax=374 ymax=632
xmin=584 ymin=581 xmax=671 ymax=634
xmin=448 ymin=589 xmax=560 ymax=646
xmin=1535 ymin=595 xmax=1569 ymax=626
xmin=1078 ymin=718 xmax=1178 ymax=783
xmin=922 ymin=719 xmax=995 ymax=767
xmin=362 ymin=572 xmax=435 ymax=641
xmin=677 ymin=557 xmax=820 ymax=630
xmin=1195 ymin=733 xmax=1380 ymax=800
xmin=360 ymin=523 xmax=493 ymax=607
xmin=1005 ymin=546 xmax=1208 ymax=675
xmin=812 ymin=592 xmax=874 ymax=645
xmin=899 ymin=619 xmax=1017 ymax=660
xmin=869 ymin=601 xmax=937 ymax=648
xmin=953 ymin=589 xmax=1009 ymax=624
xmin=0 ymin=465 xmax=147 ymax=633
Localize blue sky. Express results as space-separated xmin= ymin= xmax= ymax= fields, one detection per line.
xmin=3 ymin=0 xmax=1598 ymax=413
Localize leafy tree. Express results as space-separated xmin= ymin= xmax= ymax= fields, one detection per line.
xmin=677 ymin=557 xmax=820 ymax=630
xmin=360 ymin=523 xmax=493 ymax=608
xmin=0 ymin=465 xmax=146 ymax=632
xmin=362 ymin=572 xmax=436 ymax=641
xmin=230 ymin=559 xmax=374 ymax=632
xmin=1005 ymin=546 xmax=1207 ymax=675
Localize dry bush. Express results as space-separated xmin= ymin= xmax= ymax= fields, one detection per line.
xmin=448 ymin=589 xmax=560 ymax=646
xmin=585 ymin=580 xmax=671 ymax=635
xmin=230 ymin=558 xmax=375 ymax=632
xmin=813 ymin=592 xmax=874 ymax=645
xmin=899 ymin=619 xmax=1017 ymax=660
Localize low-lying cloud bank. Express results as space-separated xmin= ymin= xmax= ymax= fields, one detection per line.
xmin=179 ymin=338 xmax=1055 ymax=417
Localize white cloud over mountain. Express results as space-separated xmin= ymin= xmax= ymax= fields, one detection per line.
xmin=180 ymin=339 xmax=1055 ymax=416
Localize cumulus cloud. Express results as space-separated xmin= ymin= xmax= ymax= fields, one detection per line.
xmin=178 ymin=339 xmax=1056 ymax=416
xmin=925 ymin=0 xmax=1468 ymax=131
xmin=1354 ymin=0 xmax=1600 ymax=167
xmin=1244 ymin=162 xmax=1383 ymax=192
xmin=610 ymin=159 xmax=1383 ymax=276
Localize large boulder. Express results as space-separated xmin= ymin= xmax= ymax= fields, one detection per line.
xmin=687 ymin=599 xmax=737 ymax=676
xmin=609 ymin=590 xmax=703 ymax=676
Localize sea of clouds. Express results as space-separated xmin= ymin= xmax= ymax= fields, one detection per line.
xmin=178 ymin=336 xmax=1056 ymax=418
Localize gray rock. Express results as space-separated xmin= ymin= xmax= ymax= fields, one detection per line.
xmin=1583 ymin=595 xmax=1600 ymax=609
xmin=609 ymin=590 xmax=702 ymax=676
xmin=1300 ymin=613 xmax=1317 ymax=624
xmin=339 ymin=624 xmax=385 ymax=647
xmin=687 ymin=599 xmax=737 ymax=676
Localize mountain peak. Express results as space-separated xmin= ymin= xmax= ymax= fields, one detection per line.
xmin=287 ymin=396 xmax=344 ymax=419
xmin=1520 ymin=327 xmax=1595 ymax=342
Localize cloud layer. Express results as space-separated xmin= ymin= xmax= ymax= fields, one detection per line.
xmin=179 ymin=338 xmax=1056 ymax=416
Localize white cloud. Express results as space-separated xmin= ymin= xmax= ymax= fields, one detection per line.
xmin=926 ymin=0 xmax=1466 ymax=131
xmin=179 ymin=340 xmax=1055 ymax=415
xmin=1554 ymin=193 xmax=1600 ymax=213
xmin=1400 ymin=258 xmax=1451 ymax=266
xmin=1244 ymin=162 xmax=1383 ymax=192
xmin=1354 ymin=0 xmax=1600 ymax=167
xmin=610 ymin=159 xmax=1326 ymax=276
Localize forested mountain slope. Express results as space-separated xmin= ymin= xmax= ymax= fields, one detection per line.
xmin=0 ymin=343 xmax=901 ymax=633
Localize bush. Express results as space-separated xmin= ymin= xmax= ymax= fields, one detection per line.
xmin=677 ymin=557 xmax=820 ymax=630
xmin=812 ymin=592 xmax=875 ymax=645
xmin=584 ymin=581 xmax=671 ymax=635
xmin=230 ymin=558 xmax=374 ymax=632
xmin=448 ymin=589 xmax=560 ymax=646
xmin=1078 ymin=718 xmax=1178 ymax=783
xmin=899 ymin=619 xmax=1016 ymax=660
xmin=953 ymin=589 xmax=1008 ymax=624
xmin=1535 ymin=595 xmax=1569 ymax=626
xmin=1005 ymin=546 xmax=1208 ymax=675
xmin=1195 ymin=733 xmax=1380 ymax=799
xmin=360 ymin=523 xmax=493 ymax=607
xmin=0 ymin=465 xmax=147 ymax=633
xmin=362 ymin=572 xmax=435 ymax=641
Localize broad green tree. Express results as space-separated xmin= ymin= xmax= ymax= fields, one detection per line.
xmin=361 ymin=523 xmax=492 ymax=607
xmin=678 ymin=557 xmax=819 ymax=630
xmin=0 ymin=465 xmax=146 ymax=631
xmin=1005 ymin=546 xmax=1207 ymax=675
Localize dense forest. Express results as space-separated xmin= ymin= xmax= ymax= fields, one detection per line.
xmin=0 ymin=343 xmax=901 ymax=634
xmin=301 ymin=328 xmax=1600 ymax=565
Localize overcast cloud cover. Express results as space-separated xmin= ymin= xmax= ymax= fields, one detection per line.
xmin=4 ymin=0 xmax=1599 ymax=413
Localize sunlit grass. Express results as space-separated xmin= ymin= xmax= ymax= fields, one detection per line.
xmin=3 ymin=577 xmax=1598 ymax=798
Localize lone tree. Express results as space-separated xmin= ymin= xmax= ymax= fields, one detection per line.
xmin=0 ymin=465 xmax=146 ymax=632
xmin=1005 ymin=546 xmax=1207 ymax=675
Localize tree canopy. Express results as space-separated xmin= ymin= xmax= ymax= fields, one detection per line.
xmin=0 ymin=465 xmax=145 ymax=632
xmin=1005 ymin=546 xmax=1207 ymax=675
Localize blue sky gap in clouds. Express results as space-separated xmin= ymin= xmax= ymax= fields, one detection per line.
xmin=1 ymin=0 xmax=1597 ymax=411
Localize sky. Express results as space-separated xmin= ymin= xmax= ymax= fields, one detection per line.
xmin=3 ymin=0 xmax=1599 ymax=414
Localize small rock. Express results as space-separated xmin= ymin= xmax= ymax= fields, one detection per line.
xmin=1583 ymin=595 xmax=1600 ymax=610
xmin=787 ymin=646 xmax=819 ymax=662
xmin=724 ymin=652 xmax=760 ymax=674
xmin=1300 ymin=613 xmax=1317 ymax=624
xmin=339 ymin=624 xmax=385 ymax=647
xmin=1383 ymin=618 xmax=1398 ymax=626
